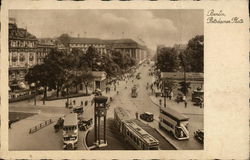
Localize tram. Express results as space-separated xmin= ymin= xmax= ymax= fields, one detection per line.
xmin=114 ymin=107 xmax=159 ymax=150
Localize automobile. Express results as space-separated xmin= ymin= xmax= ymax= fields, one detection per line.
xmin=54 ymin=117 xmax=64 ymax=133
xmin=136 ymin=73 xmax=141 ymax=79
xmin=131 ymin=86 xmax=138 ymax=98
xmin=140 ymin=112 xmax=154 ymax=122
xmin=192 ymin=87 xmax=204 ymax=102
xmin=194 ymin=129 xmax=204 ymax=143
xmin=175 ymin=93 xmax=184 ymax=103
xmin=73 ymin=106 xmax=84 ymax=115
xmin=193 ymin=97 xmax=203 ymax=106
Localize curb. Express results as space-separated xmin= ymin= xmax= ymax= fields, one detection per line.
xmin=149 ymin=95 xmax=203 ymax=116
xmin=137 ymin=118 xmax=179 ymax=150
xmin=82 ymin=126 xmax=94 ymax=150
xmin=154 ymin=128 xmax=180 ymax=150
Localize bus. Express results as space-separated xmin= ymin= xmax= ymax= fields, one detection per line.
xmin=63 ymin=113 xmax=78 ymax=150
xmin=159 ymin=107 xmax=189 ymax=140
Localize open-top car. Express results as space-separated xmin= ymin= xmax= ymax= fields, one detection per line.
xmin=194 ymin=129 xmax=204 ymax=143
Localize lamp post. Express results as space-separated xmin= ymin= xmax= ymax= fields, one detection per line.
xmin=31 ymin=81 xmax=39 ymax=106
xmin=163 ymin=80 xmax=167 ymax=108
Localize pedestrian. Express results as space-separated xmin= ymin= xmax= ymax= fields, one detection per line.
xmin=170 ymin=91 xmax=174 ymax=100
xmin=73 ymin=99 xmax=76 ymax=105
xmin=159 ymin=99 xmax=162 ymax=106
xmin=9 ymin=121 xmax=12 ymax=129
xmin=184 ymin=100 xmax=187 ymax=108
xmin=81 ymin=101 xmax=83 ymax=106
xmin=200 ymin=101 xmax=203 ymax=108
xmin=135 ymin=112 xmax=139 ymax=120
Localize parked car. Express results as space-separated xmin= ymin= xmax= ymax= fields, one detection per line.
xmin=193 ymin=97 xmax=203 ymax=106
xmin=140 ymin=112 xmax=154 ymax=122
xmin=131 ymin=86 xmax=138 ymax=98
xmin=194 ymin=129 xmax=204 ymax=143
xmin=73 ymin=106 xmax=84 ymax=115
xmin=175 ymin=93 xmax=184 ymax=103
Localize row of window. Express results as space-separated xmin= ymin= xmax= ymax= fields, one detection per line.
xmin=70 ymin=43 xmax=105 ymax=48
xmin=10 ymin=40 xmax=36 ymax=48
xmin=161 ymin=118 xmax=174 ymax=129
xmin=125 ymin=127 xmax=146 ymax=149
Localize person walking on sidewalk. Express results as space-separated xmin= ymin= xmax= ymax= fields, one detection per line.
xmin=183 ymin=95 xmax=187 ymax=108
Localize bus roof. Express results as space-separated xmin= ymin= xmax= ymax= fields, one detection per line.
xmin=160 ymin=107 xmax=189 ymax=121
xmin=64 ymin=113 xmax=78 ymax=126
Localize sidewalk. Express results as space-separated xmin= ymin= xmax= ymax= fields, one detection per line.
xmin=150 ymin=95 xmax=203 ymax=115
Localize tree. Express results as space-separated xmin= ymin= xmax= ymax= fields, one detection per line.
xmin=81 ymin=71 xmax=95 ymax=95
xmin=156 ymin=47 xmax=179 ymax=72
xmin=181 ymin=35 xmax=204 ymax=72
xmin=178 ymin=81 xmax=191 ymax=96
xmin=58 ymin=34 xmax=71 ymax=48
xmin=43 ymin=48 xmax=66 ymax=97
xmin=25 ymin=63 xmax=52 ymax=104
xmin=111 ymin=50 xmax=136 ymax=72
xmin=83 ymin=46 xmax=102 ymax=71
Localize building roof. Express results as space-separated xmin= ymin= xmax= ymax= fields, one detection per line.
xmin=9 ymin=24 xmax=37 ymax=41
xmin=161 ymin=72 xmax=203 ymax=81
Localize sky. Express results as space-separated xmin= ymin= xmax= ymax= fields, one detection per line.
xmin=10 ymin=9 xmax=203 ymax=50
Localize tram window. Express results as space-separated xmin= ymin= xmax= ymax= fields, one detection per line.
xmin=149 ymin=146 xmax=158 ymax=150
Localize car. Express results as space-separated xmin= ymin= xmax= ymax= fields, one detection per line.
xmin=140 ymin=112 xmax=154 ymax=122
xmin=131 ymin=86 xmax=138 ymax=98
xmin=194 ymin=129 xmax=204 ymax=143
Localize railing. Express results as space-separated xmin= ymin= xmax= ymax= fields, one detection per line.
xmin=29 ymin=119 xmax=53 ymax=134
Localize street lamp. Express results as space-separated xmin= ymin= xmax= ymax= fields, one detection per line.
xmin=31 ymin=81 xmax=39 ymax=106
xmin=163 ymin=80 xmax=167 ymax=108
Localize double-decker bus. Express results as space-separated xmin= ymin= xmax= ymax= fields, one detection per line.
xmin=63 ymin=113 xmax=78 ymax=150
xmin=159 ymin=107 xmax=189 ymax=140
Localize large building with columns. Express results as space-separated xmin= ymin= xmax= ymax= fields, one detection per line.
xmin=68 ymin=38 xmax=107 ymax=55
xmin=67 ymin=37 xmax=148 ymax=64
xmin=106 ymin=39 xmax=148 ymax=64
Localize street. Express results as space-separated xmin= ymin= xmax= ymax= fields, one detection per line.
xmin=9 ymin=62 xmax=203 ymax=150
xmin=109 ymin=63 xmax=204 ymax=150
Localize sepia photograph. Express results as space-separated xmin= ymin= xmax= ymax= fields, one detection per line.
xmin=8 ymin=9 xmax=204 ymax=151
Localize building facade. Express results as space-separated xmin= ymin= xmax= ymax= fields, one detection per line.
xmin=107 ymin=39 xmax=148 ymax=64
xmin=68 ymin=38 xmax=107 ymax=55
xmin=9 ymin=19 xmax=38 ymax=92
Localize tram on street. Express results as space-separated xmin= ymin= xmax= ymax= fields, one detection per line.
xmin=63 ymin=113 xmax=78 ymax=150
xmin=131 ymin=85 xmax=138 ymax=98
xmin=114 ymin=107 xmax=159 ymax=150
xmin=159 ymin=107 xmax=189 ymax=140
